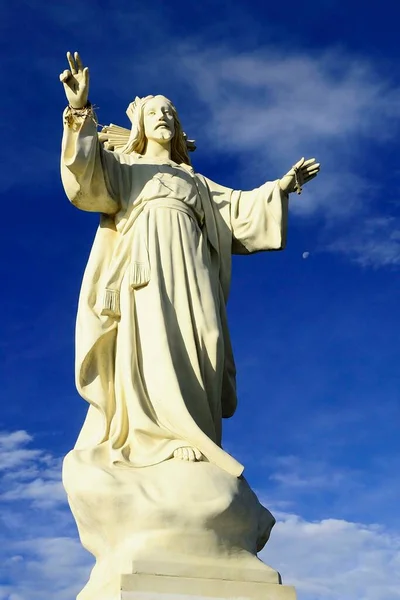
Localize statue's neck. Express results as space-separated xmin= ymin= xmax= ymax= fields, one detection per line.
xmin=143 ymin=139 xmax=171 ymax=161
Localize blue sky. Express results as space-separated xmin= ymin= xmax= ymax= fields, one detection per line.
xmin=1 ymin=1 xmax=400 ymax=598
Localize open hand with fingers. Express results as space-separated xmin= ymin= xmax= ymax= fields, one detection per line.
xmin=279 ymin=157 xmax=320 ymax=195
xmin=59 ymin=51 xmax=89 ymax=109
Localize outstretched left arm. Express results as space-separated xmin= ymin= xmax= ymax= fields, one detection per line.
xmin=230 ymin=180 xmax=288 ymax=255
xmin=230 ymin=157 xmax=320 ymax=254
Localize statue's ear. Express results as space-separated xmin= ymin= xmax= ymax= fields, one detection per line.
xmin=98 ymin=123 xmax=131 ymax=152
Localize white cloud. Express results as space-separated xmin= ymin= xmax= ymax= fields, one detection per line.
xmin=0 ymin=431 xmax=93 ymax=599
xmin=0 ymin=430 xmax=65 ymax=508
xmin=326 ymin=216 xmax=400 ymax=267
xmin=262 ymin=513 xmax=400 ymax=600
xmin=185 ymin=50 xmax=398 ymax=142
xmin=176 ymin=47 xmax=400 ymax=156
xmin=6 ymin=537 xmax=90 ymax=600
xmin=165 ymin=44 xmax=400 ymax=267
xmin=268 ymin=454 xmax=355 ymax=491
xmin=0 ymin=431 xmax=42 ymax=472
xmin=261 ymin=451 xmax=400 ymax=536
xmin=1 ymin=478 xmax=66 ymax=507
xmin=0 ymin=431 xmax=32 ymax=447
xmin=0 ymin=536 xmax=91 ymax=600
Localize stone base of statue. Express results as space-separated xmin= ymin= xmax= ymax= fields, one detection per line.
xmin=63 ymin=448 xmax=295 ymax=600
xmin=121 ymin=563 xmax=296 ymax=599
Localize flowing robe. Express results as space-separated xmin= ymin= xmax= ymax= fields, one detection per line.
xmin=61 ymin=109 xmax=288 ymax=478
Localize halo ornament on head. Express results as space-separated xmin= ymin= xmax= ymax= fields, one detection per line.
xmin=98 ymin=95 xmax=196 ymax=164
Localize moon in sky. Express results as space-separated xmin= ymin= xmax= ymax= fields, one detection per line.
xmin=302 ymin=252 xmax=310 ymax=259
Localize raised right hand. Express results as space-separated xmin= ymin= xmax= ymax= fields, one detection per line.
xmin=59 ymin=52 xmax=89 ymax=109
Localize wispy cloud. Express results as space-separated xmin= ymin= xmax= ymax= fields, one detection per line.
xmin=0 ymin=431 xmax=92 ymax=599
xmin=260 ymin=446 xmax=400 ymax=539
xmin=269 ymin=455 xmax=351 ymax=490
xmin=263 ymin=513 xmax=400 ymax=600
xmin=179 ymin=49 xmax=400 ymax=149
xmin=0 ymin=536 xmax=90 ymax=600
xmin=0 ymin=430 xmax=64 ymax=508
xmin=0 ymin=431 xmax=40 ymax=471
xmin=326 ymin=216 xmax=400 ymax=267
xmin=161 ymin=44 xmax=400 ymax=267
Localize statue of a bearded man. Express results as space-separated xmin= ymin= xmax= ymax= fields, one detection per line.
xmin=60 ymin=51 xmax=319 ymax=600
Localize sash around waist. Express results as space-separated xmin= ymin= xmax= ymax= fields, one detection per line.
xmin=100 ymin=198 xmax=203 ymax=320
xmin=143 ymin=197 xmax=203 ymax=227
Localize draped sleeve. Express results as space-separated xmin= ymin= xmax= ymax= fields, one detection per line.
xmin=230 ymin=181 xmax=289 ymax=255
xmin=60 ymin=107 xmax=133 ymax=214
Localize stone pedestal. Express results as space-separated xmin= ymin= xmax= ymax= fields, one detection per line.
xmin=65 ymin=451 xmax=289 ymax=600
xmin=121 ymin=570 xmax=296 ymax=599
xmin=120 ymin=560 xmax=296 ymax=600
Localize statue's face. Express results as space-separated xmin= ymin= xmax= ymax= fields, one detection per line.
xmin=143 ymin=96 xmax=175 ymax=144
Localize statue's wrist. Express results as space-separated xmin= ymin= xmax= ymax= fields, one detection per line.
xmin=68 ymin=100 xmax=91 ymax=110
xmin=278 ymin=179 xmax=291 ymax=195
xmin=64 ymin=102 xmax=95 ymax=127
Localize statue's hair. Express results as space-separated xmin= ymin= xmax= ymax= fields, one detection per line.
xmin=120 ymin=95 xmax=191 ymax=165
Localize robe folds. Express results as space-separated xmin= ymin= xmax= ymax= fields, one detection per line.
xmin=61 ymin=109 xmax=288 ymax=478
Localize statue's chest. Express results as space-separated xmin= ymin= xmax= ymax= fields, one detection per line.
xmin=131 ymin=164 xmax=203 ymax=217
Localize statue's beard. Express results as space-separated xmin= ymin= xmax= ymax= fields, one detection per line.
xmin=159 ymin=129 xmax=171 ymax=138
xmin=149 ymin=128 xmax=174 ymax=143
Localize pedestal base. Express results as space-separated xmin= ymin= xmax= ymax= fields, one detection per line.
xmin=121 ymin=571 xmax=296 ymax=600
xmin=64 ymin=450 xmax=280 ymax=600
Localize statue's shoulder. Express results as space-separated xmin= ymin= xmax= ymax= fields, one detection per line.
xmin=193 ymin=172 xmax=208 ymax=187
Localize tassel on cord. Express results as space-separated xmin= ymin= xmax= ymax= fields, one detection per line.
xmin=101 ymin=289 xmax=121 ymax=319
xmin=130 ymin=262 xmax=151 ymax=289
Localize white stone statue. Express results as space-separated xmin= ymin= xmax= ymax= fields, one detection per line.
xmin=60 ymin=52 xmax=319 ymax=600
